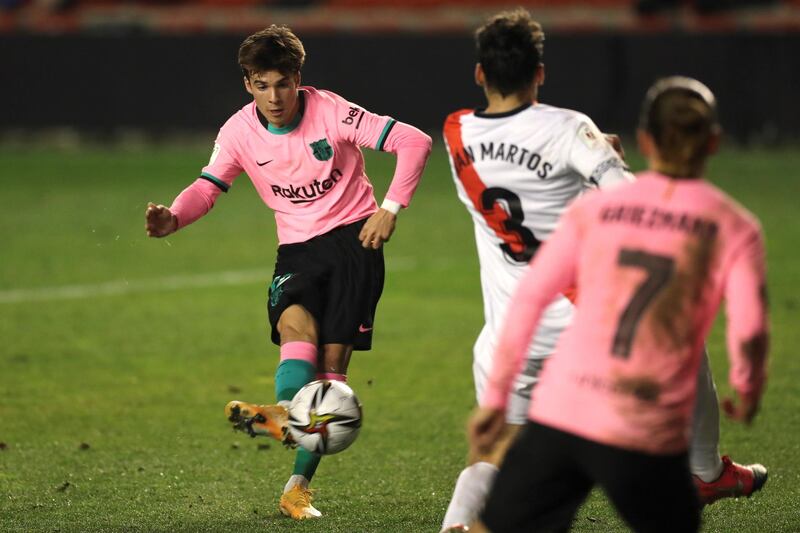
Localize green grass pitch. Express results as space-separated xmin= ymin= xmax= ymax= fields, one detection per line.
xmin=1 ymin=143 xmax=799 ymax=532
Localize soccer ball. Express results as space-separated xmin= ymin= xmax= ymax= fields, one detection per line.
xmin=288 ymin=380 xmax=363 ymax=455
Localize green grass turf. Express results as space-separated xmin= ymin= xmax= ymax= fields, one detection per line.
xmin=1 ymin=143 xmax=799 ymax=532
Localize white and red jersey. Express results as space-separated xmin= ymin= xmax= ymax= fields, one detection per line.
xmin=483 ymin=171 xmax=768 ymax=454
xmin=443 ymin=103 xmax=632 ymax=363
xmin=170 ymin=86 xmax=431 ymax=244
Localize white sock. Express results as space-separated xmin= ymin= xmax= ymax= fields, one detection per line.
xmin=284 ymin=474 xmax=309 ymax=494
xmin=441 ymin=462 xmax=498 ymax=531
xmin=689 ymin=350 xmax=724 ymax=482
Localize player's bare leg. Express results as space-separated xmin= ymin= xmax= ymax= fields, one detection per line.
xmin=277 ymin=304 xmax=320 ymax=345
xmin=441 ymin=424 xmax=522 ymax=532
xmin=690 ymin=351 xmax=768 ymax=504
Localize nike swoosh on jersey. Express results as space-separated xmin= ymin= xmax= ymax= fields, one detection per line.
xmin=257 ymin=160 xmax=273 ymax=166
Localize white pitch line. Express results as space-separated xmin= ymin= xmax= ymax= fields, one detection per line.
xmin=0 ymin=258 xmax=420 ymax=305
xmin=0 ymin=269 xmax=272 ymax=304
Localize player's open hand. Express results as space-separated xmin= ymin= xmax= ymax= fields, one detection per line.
xmin=721 ymin=391 xmax=760 ymax=425
xmin=145 ymin=202 xmax=178 ymax=238
xmin=468 ymin=406 xmax=506 ymax=456
xmin=359 ymin=208 xmax=396 ymax=249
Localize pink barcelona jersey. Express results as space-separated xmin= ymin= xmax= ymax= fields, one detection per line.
xmin=482 ymin=171 xmax=768 ymax=454
xmin=169 ymin=86 xmax=431 ymax=244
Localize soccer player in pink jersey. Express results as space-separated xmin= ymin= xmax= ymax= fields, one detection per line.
xmin=440 ymin=12 xmax=765 ymax=533
xmin=145 ymin=25 xmax=432 ymax=520
xmin=467 ymin=77 xmax=769 ymax=532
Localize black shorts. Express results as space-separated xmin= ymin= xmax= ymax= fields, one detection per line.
xmin=267 ymin=218 xmax=385 ymax=351
xmin=481 ymin=422 xmax=701 ymax=533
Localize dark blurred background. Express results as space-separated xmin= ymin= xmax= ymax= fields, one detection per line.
xmin=1 ymin=0 xmax=799 ymax=143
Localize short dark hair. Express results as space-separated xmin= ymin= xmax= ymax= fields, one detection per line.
xmin=238 ymin=25 xmax=306 ymax=78
xmin=475 ymin=9 xmax=544 ymax=97
xmin=639 ymin=76 xmax=719 ymax=177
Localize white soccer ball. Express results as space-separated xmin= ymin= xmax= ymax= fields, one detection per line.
xmin=288 ymin=380 xmax=363 ymax=455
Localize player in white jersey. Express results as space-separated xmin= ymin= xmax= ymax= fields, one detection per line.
xmin=440 ymin=11 xmax=632 ymax=531
xmin=445 ymin=85 xmax=632 ymax=407
xmin=440 ymin=10 xmax=766 ymax=532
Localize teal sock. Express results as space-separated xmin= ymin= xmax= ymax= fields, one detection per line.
xmin=275 ymin=359 xmax=316 ymax=403
xmin=293 ymin=447 xmax=322 ymax=479
xmin=274 ymin=358 xmax=321 ymax=481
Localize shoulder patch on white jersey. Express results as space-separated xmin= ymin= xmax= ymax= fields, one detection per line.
xmin=209 ymin=142 xmax=221 ymax=165
xmin=577 ymin=122 xmax=602 ymax=150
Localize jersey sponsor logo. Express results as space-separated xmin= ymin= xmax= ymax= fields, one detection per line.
xmin=455 ymin=141 xmax=553 ymax=179
xmin=256 ymin=159 xmax=273 ymax=166
xmin=341 ymin=106 xmax=365 ymax=129
xmin=270 ymin=168 xmax=343 ymax=204
xmin=310 ymin=138 xmax=334 ymax=161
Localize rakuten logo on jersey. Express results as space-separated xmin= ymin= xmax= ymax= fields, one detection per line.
xmin=271 ymin=169 xmax=343 ymax=204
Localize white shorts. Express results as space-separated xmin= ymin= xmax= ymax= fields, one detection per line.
xmin=473 ymin=295 xmax=573 ymax=425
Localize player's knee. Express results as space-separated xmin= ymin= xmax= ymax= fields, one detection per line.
xmin=277 ymin=305 xmax=318 ymax=343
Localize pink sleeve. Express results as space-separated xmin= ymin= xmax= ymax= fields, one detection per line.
xmin=380 ymin=121 xmax=432 ymax=207
xmin=170 ymin=178 xmax=224 ymax=229
xmin=481 ymin=206 xmax=582 ymax=410
xmin=200 ymin=137 xmax=243 ymax=192
xmin=171 ymin=137 xmax=243 ymax=229
xmin=334 ymin=95 xmax=432 ymax=208
xmin=334 ymin=96 xmax=395 ymax=151
xmin=724 ymin=227 xmax=769 ymax=398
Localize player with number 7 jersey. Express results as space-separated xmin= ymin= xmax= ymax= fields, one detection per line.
xmin=472 ymin=77 xmax=769 ymax=533
xmin=484 ymin=181 xmax=767 ymax=454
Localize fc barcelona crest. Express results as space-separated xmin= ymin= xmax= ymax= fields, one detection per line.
xmin=309 ymin=138 xmax=333 ymax=161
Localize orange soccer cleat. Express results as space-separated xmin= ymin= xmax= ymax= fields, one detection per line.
xmin=279 ymin=484 xmax=322 ymax=520
xmin=224 ymin=400 xmax=293 ymax=445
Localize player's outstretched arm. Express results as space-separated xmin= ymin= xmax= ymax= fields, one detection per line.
xmin=145 ymin=202 xmax=178 ymax=238
xmin=359 ymin=208 xmax=396 ymax=249
xmin=146 ymin=174 xmax=230 ymax=239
